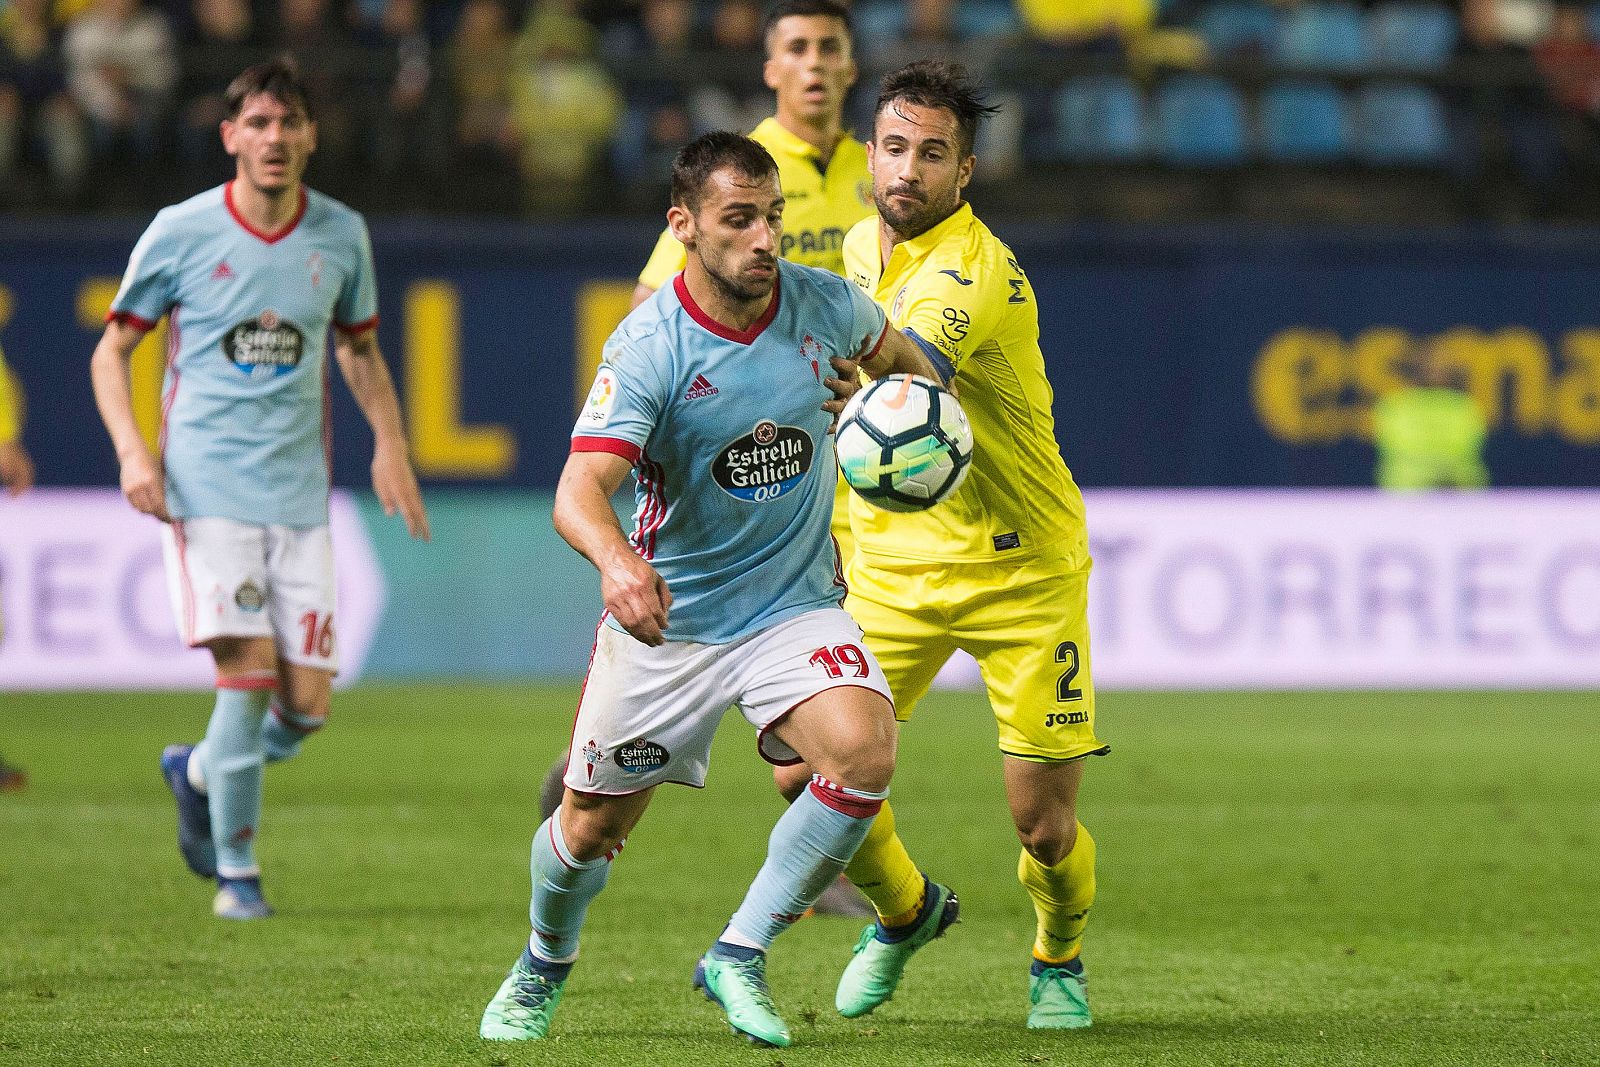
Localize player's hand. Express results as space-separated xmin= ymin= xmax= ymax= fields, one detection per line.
xmin=0 ymin=441 xmax=34 ymax=498
xmin=119 ymin=449 xmax=170 ymax=521
xmin=822 ymin=354 xmax=863 ymax=433
xmin=372 ymin=443 xmax=431 ymax=542
xmin=601 ymin=551 xmax=672 ymax=646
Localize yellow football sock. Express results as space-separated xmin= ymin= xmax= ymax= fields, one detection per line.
xmin=844 ymin=798 xmax=925 ymax=924
xmin=1018 ymin=821 xmax=1096 ymax=964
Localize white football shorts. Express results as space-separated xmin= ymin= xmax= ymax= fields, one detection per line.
xmin=161 ymin=517 xmax=339 ymax=672
xmin=563 ymin=607 xmax=894 ymax=795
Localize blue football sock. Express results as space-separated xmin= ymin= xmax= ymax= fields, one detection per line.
xmin=723 ymin=775 xmax=888 ymax=951
xmin=528 ymin=810 xmax=616 ymax=965
xmin=203 ymin=682 xmax=272 ymax=878
xmin=262 ymin=701 xmax=325 ymax=763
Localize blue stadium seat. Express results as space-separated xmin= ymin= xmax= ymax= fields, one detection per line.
xmin=852 ymin=1 xmax=906 ymax=48
xmin=1368 ymin=3 xmax=1458 ymax=70
xmin=1260 ymin=80 xmax=1353 ymax=161
xmin=1352 ymin=83 xmax=1448 ymax=164
xmin=1153 ymin=75 xmax=1248 ymax=166
xmin=1195 ymin=2 xmax=1283 ymax=57
xmin=1055 ymin=75 xmax=1149 ymax=161
xmin=1277 ymin=2 xmax=1373 ymax=70
xmin=955 ymin=0 xmax=1021 ymax=39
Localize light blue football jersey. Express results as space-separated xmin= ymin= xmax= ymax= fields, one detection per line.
xmin=573 ymin=260 xmax=888 ymax=644
xmin=109 ymin=182 xmax=379 ymax=528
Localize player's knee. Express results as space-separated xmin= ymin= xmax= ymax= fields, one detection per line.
xmin=559 ymin=798 xmax=630 ymax=861
xmin=1016 ymin=812 xmax=1077 ymax=867
xmin=280 ymin=686 xmax=330 ymax=724
xmin=826 ymin=743 xmax=894 ymax=796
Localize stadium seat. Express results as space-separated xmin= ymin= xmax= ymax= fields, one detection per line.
xmin=1277 ymin=2 xmax=1374 ymax=70
xmin=1153 ymin=75 xmax=1248 ymax=166
xmin=1368 ymin=3 xmax=1458 ymax=70
xmin=1352 ymin=83 xmax=1448 ymax=164
xmin=954 ymin=0 xmax=1021 ymax=39
xmin=1259 ymin=80 xmax=1353 ymax=161
xmin=1195 ymin=1 xmax=1283 ymax=57
xmin=1055 ymin=75 xmax=1149 ymax=161
xmin=852 ymin=0 xmax=906 ymax=48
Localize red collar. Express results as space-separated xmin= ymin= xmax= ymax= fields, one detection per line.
xmin=224 ymin=181 xmax=308 ymax=244
xmin=673 ymin=270 xmax=781 ymax=345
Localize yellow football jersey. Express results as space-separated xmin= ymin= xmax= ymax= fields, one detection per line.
xmin=0 ymin=346 xmax=18 ymax=444
xmin=842 ymin=204 xmax=1087 ymax=564
xmin=637 ymin=117 xmax=873 ymax=289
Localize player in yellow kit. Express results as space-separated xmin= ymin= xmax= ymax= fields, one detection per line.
xmin=0 ymin=344 xmax=33 ymax=497
xmin=776 ymin=60 xmax=1108 ymax=1030
xmin=629 ymin=0 xmax=871 ymax=562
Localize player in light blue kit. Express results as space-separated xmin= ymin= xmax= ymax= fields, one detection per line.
xmin=479 ymin=133 xmax=941 ymax=1048
xmin=89 ymin=60 xmax=429 ymax=921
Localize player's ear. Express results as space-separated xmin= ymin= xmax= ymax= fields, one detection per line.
xmin=305 ymin=119 xmax=318 ymax=156
xmin=220 ymin=119 xmax=238 ymax=157
xmin=667 ymin=204 xmax=695 ymax=246
xmin=762 ymin=55 xmax=780 ymax=93
xmin=957 ymin=153 xmax=975 ymax=192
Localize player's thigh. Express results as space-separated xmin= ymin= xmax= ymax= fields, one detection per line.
xmin=735 ymin=609 xmax=897 ymax=791
xmin=844 ymin=557 xmax=958 ymax=722
xmin=565 ymin=624 xmax=740 ymax=795
xmin=265 ymin=525 xmax=339 ymax=673
xmin=162 ymin=517 xmax=274 ymax=649
xmin=959 ymin=560 xmax=1107 ymax=762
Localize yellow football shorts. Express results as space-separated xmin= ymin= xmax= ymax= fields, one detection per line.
xmin=844 ymin=545 xmax=1108 ymax=762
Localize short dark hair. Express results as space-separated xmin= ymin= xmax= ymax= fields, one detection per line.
xmin=671 ymin=132 xmax=779 ymax=212
xmin=762 ymin=0 xmax=851 ymax=53
xmin=874 ymin=60 xmax=999 ymax=158
xmin=224 ymin=58 xmax=312 ymax=121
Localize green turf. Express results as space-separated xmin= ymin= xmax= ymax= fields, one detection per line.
xmin=2 ymin=688 xmax=1596 ymax=1066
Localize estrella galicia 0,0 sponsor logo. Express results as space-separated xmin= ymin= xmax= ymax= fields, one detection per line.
xmin=614 ymin=739 xmax=669 ymax=775
xmin=223 ymin=310 xmax=305 ymax=377
xmin=711 ymin=420 xmax=813 ymax=502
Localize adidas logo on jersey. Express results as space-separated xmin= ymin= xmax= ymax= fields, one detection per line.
xmin=212 ymin=261 xmax=236 ymax=281
xmin=684 ymin=374 xmax=719 ymax=400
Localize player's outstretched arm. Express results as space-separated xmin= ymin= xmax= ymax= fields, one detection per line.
xmin=554 ymin=450 xmax=672 ymax=646
xmin=861 ymin=326 xmax=948 ymax=386
xmin=90 ymin=319 xmax=169 ymax=521
xmin=333 ymin=327 xmax=431 ymax=542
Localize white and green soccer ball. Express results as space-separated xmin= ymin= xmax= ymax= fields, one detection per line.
xmin=836 ymin=374 xmax=973 ymax=513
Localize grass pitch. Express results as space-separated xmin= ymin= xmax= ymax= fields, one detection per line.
xmin=2 ymin=687 xmax=1596 ymax=1066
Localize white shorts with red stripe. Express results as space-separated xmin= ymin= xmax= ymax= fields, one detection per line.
xmin=565 ymin=607 xmax=893 ymax=795
xmin=161 ymin=517 xmax=338 ymax=672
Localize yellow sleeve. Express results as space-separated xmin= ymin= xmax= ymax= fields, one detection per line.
xmin=897 ymin=255 xmax=1009 ymax=372
xmin=637 ymin=226 xmax=688 ymax=291
xmin=0 ymin=347 xmax=18 ymax=444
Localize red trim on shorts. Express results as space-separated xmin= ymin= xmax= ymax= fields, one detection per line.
xmin=106 ymin=310 xmax=157 ymax=331
xmin=225 ymin=181 xmax=308 ymax=244
xmin=756 ymin=683 xmax=896 ymax=768
xmin=673 ymin=271 xmax=781 ymax=345
xmin=171 ymin=519 xmax=198 ymax=647
xmin=808 ymin=775 xmax=884 ymax=819
xmin=571 ymin=436 xmax=641 ymax=464
xmin=217 ymin=673 xmax=277 ymax=692
xmin=563 ymin=613 xmax=611 ymax=793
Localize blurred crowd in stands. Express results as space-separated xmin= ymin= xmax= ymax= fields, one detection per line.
xmin=6 ymin=0 xmax=1600 ymax=220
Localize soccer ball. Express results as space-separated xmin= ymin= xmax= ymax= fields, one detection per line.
xmin=835 ymin=374 xmax=973 ymax=512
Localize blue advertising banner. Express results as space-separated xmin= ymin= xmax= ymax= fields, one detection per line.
xmin=2 ymin=219 xmax=1597 ymax=490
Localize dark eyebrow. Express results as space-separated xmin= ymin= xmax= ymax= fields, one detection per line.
xmin=721 ymin=197 xmax=786 ymax=214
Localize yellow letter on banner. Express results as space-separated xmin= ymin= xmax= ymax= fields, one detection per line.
xmin=405 ymin=281 xmax=516 ymax=478
xmin=575 ymin=281 xmax=638 ymax=414
xmin=78 ymin=278 xmax=166 ymax=452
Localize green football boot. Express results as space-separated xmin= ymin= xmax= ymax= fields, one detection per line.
xmin=693 ymin=950 xmax=792 ymax=1048
xmin=835 ymin=878 xmax=959 ymax=1018
xmin=480 ymin=947 xmax=567 ymax=1041
xmin=1027 ymin=961 xmax=1091 ymax=1030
